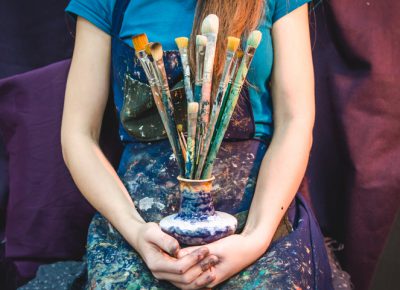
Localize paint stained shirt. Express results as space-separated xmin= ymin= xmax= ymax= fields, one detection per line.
xmin=66 ymin=0 xmax=311 ymax=139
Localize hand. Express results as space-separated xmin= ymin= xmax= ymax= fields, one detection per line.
xmin=177 ymin=233 xmax=268 ymax=288
xmin=133 ymin=222 xmax=219 ymax=289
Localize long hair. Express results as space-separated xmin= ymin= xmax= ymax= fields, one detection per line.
xmin=189 ymin=0 xmax=265 ymax=93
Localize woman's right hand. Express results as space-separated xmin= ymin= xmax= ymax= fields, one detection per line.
xmin=132 ymin=222 xmax=218 ymax=289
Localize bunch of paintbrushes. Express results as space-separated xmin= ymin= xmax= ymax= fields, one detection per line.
xmin=132 ymin=14 xmax=262 ymax=180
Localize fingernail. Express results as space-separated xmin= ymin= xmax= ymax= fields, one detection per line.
xmin=209 ymin=257 xmax=218 ymax=266
xmin=200 ymin=260 xmax=210 ymax=271
xmin=195 ymin=248 xmax=208 ymax=260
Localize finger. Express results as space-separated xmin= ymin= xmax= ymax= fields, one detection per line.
xmin=177 ymin=245 xmax=202 ymax=259
xmin=154 ymin=254 xmax=218 ymax=284
xmin=151 ymin=247 xmax=210 ymax=274
xmin=175 ymin=247 xmax=210 ymax=274
xmin=181 ymin=268 xmax=217 ymax=290
xmin=198 ymin=255 xmax=219 ymax=271
xmin=149 ymin=228 xmax=181 ymax=257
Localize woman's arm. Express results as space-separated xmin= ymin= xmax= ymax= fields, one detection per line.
xmin=242 ymin=3 xmax=315 ymax=248
xmin=61 ymin=17 xmax=217 ymax=289
xmin=178 ymin=4 xmax=314 ymax=288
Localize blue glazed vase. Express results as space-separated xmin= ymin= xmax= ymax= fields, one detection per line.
xmin=159 ymin=176 xmax=238 ymax=245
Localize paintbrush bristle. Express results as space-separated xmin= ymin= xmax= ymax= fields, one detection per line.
xmin=145 ymin=42 xmax=153 ymax=55
xmin=246 ymin=30 xmax=262 ymax=48
xmin=201 ymin=14 xmax=219 ymax=34
xmin=196 ymin=35 xmax=207 ymax=46
xmin=132 ymin=33 xmax=149 ymax=51
xmin=188 ymin=102 xmax=199 ymax=113
xmin=175 ymin=37 xmax=189 ymax=49
xmin=236 ymin=49 xmax=244 ymax=58
xmin=177 ymin=124 xmax=183 ymax=132
xmin=227 ymin=37 xmax=240 ymax=52
xmin=150 ymin=42 xmax=164 ymax=61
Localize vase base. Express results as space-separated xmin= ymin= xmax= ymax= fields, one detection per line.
xmin=159 ymin=211 xmax=237 ymax=245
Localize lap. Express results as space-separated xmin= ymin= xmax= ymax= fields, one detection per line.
xmin=86 ymin=195 xmax=330 ymax=290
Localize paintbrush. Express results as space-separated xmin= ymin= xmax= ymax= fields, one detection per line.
xmin=149 ymin=42 xmax=185 ymax=173
xmin=194 ymin=15 xmax=219 ymax=178
xmin=185 ymin=102 xmax=199 ymax=179
xmin=194 ymin=36 xmax=240 ymax=179
xmin=177 ymin=124 xmax=187 ymax=162
xmin=177 ymin=124 xmax=187 ymax=151
xmin=194 ymin=35 xmax=207 ymax=103
xmin=213 ymin=48 xmax=244 ymax=142
xmin=201 ymin=30 xmax=262 ymax=179
xmin=192 ymin=35 xmax=208 ymax=175
xmin=132 ymin=34 xmax=158 ymax=89
xmin=175 ymin=37 xmax=194 ymax=103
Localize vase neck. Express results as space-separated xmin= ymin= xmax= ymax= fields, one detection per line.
xmin=179 ymin=187 xmax=215 ymax=219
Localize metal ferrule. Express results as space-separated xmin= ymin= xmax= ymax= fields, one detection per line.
xmin=231 ymin=46 xmax=256 ymax=92
xmin=179 ymin=47 xmax=194 ymax=102
xmin=195 ymin=44 xmax=206 ymax=85
xmin=136 ymin=51 xmax=158 ymax=87
xmin=216 ymin=50 xmax=235 ymax=98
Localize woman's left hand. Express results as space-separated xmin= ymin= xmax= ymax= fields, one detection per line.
xmin=177 ymin=233 xmax=269 ymax=289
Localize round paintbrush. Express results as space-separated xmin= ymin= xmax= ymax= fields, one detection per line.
xmin=202 ymin=30 xmax=262 ymax=179
xmin=175 ymin=37 xmax=194 ymax=103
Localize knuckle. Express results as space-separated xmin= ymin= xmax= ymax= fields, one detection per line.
xmin=180 ymin=273 xmax=192 ymax=284
xmin=177 ymin=265 xmax=186 ymax=274
xmin=152 ymin=271 xmax=161 ymax=280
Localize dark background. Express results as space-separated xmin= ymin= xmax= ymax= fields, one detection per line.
xmin=0 ymin=0 xmax=399 ymax=289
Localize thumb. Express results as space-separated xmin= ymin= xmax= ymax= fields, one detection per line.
xmin=151 ymin=228 xmax=181 ymax=257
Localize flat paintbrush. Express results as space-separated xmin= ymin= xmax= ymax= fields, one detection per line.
xmin=202 ymin=30 xmax=262 ymax=179
xmin=175 ymin=37 xmax=194 ymax=103
xmin=149 ymin=42 xmax=185 ymax=173
xmin=195 ymin=36 xmax=240 ymax=179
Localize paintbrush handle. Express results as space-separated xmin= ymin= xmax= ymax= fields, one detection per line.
xmin=154 ymin=59 xmax=186 ymax=174
xmin=195 ymin=51 xmax=236 ymax=178
xmin=201 ymin=49 xmax=256 ymax=179
xmin=178 ymin=47 xmax=194 ymax=103
xmin=185 ymin=103 xmax=198 ymax=179
xmin=194 ymin=84 xmax=202 ymax=103
xmin=137 ymin=55 xmax=184 ymax=174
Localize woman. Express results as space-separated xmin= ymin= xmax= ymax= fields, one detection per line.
xmin=61 ymin=0 xmax=333 ymax=289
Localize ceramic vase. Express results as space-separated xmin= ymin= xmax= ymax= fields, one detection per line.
xmin=159 ymin=176 xmax=237 ymax=245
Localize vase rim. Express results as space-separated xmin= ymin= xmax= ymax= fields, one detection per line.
xmin=177 ymin=176 xmax=215 ymax=183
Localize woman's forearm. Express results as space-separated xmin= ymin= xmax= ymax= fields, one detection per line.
xmin=242 ymin=118 xmax=313 ymax=251
xmin=61 ymin=133 xmax=145 ymax=248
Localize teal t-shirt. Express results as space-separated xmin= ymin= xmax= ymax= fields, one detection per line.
xmin=66 ymin=0 xmax=310 ymax=139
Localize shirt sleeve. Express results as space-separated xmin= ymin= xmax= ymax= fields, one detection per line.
xmin=65 ymin=0 xmax=116 ymax=35
xmin=272 ymin=0 xmax=312 ymax=24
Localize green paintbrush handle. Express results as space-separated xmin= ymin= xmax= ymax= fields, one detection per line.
xmin=194 ymin=84 xmax=202 ymax=103
xmin=201 ymin=55 xmax=251 ymax=179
